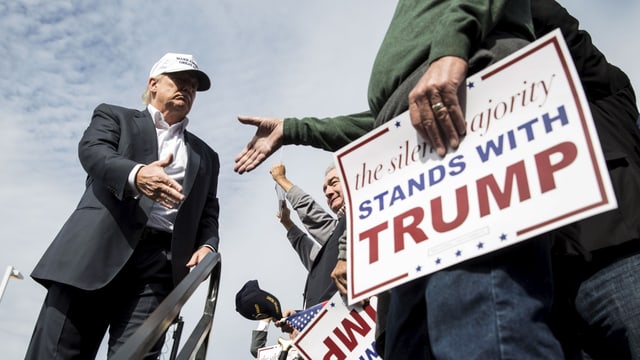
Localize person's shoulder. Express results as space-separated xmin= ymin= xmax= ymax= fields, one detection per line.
xmin=93 ymin=103 xmax=146 ymax=116
xmin=185 ymin=131 xmax=219 ymax=156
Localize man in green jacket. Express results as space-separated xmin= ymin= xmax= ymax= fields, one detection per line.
xmin=234 ymin=1 xmax=564 ymax=359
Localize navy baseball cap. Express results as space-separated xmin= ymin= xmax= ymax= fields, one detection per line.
xmin=235 ymin=280 xmax=283 ymax=320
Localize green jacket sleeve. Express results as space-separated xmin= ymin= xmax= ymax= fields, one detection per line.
xmin=428 ymin=0 xmax=531 ymax=62
xmin=282 ymin=111 xmax=374 ymax=152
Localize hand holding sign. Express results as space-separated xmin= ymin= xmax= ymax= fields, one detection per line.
xmin=335 ymin=29 xmax=616 ymax=304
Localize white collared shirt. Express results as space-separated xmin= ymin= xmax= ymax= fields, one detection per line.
xmin=127 ymin=105 xmax=189 ymax=232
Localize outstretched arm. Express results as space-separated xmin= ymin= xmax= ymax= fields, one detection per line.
xmin=234 ymin=111 xmax=375 ymax=174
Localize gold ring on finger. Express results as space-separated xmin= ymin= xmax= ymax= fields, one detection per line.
xmin=431 ymin=102 xmax=446 ymax=112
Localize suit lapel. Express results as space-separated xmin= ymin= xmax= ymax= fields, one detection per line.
xmin=134 ymin=109 xmax=159 ymax=163
xmin=183 ymin=131 xmax=200 ymax=198
xmin=135 ymin=109 xmax=158 ymax=216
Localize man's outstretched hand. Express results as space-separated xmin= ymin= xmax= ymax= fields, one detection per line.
xmin=234 ymin=115 xmax=284 ymax=174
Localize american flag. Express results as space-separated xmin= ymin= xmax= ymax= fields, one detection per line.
xmin=285 ymin=301 xmax=326 ymax=332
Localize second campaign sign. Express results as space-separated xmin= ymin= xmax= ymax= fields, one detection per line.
xmin=334 ymin=29 xmax=617 ymax=305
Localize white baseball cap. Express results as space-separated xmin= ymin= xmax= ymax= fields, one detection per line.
xmin=149 ymin=52 xmax=211 ymax=91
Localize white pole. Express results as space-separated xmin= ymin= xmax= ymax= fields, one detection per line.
xmin=0 ymin=265 xmax=23 ymax=303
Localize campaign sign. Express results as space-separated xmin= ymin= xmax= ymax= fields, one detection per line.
xmin=293 ymin=293 xmax=379 ymax=360
xmin=334 ymin=29 xmax=617 ymax=304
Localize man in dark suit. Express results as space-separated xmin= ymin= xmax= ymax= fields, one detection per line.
xmin=25 ymin=52 xmax=221 ymax=359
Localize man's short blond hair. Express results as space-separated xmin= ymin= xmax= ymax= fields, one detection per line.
xmin=140 ymin=75 xmax=164 ymax=105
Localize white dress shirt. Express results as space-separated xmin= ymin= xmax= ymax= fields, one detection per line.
xmin=127 ymin=104 xmax=189 ymax=232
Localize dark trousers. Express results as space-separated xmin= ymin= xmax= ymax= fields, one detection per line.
xmin=25 ymin=229 xmax=174 ymax=360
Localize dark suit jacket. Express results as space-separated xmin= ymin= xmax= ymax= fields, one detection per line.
xmin=31 ymin=103 xmax=220 ymax=290
xmin=302 ymin=216 xmax=345 ymax=308
xmin=533 ymin=0 xmax=640 ymax=257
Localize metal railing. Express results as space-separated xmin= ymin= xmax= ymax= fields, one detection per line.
xmin=112 ymin=252 xmax=222 ymax=360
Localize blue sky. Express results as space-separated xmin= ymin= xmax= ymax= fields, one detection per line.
xmin=0 ymin=1 xmax=637 ymax=359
